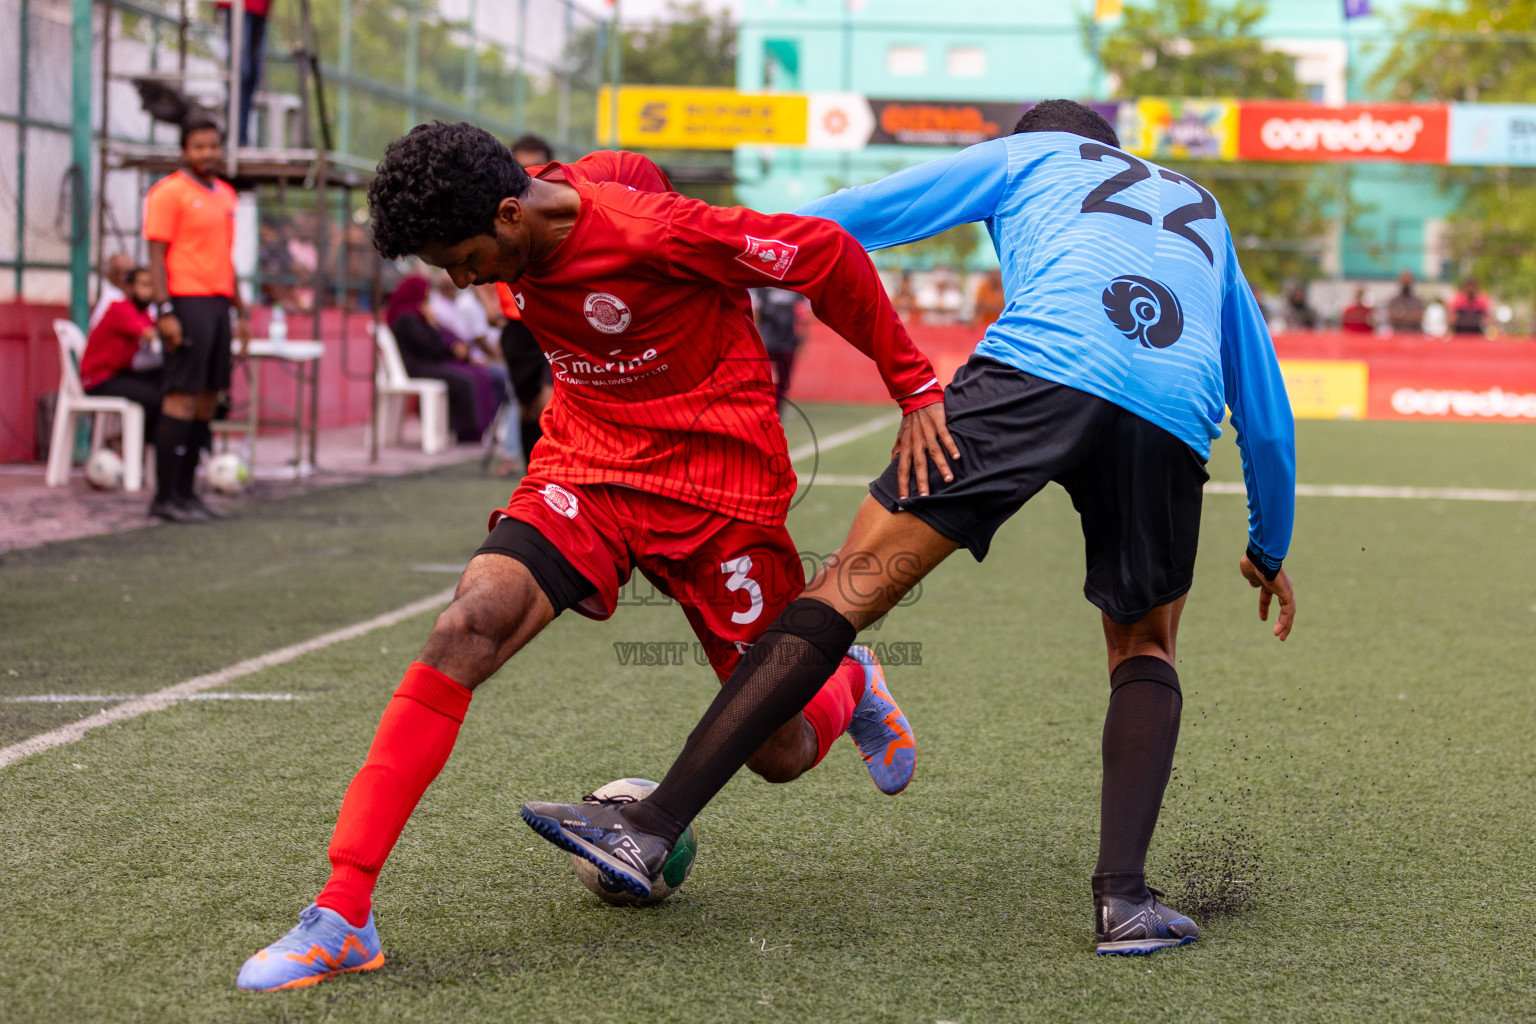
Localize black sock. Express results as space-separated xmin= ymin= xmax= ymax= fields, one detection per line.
xmin=1092 ymin=655 xmax=1182 ymax=902
xmin=624 ymin=598 xmax=857 ymax=846
xmin=185 ymin=420 xmax=212 ymax=498
xmin=154 ymin=415 xmax=197 ymax=503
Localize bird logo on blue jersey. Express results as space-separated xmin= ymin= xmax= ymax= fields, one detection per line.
xmin=1102 ymin=276 xmax=1184 ymax=349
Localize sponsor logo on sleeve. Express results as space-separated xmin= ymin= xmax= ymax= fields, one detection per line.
xmin=582 ymin=292 xmax=632 ymax=334
xmin=735 ymin=236 xmax=799 ymax=281
xmin=540 ymin=483 xmax=580 ymax=518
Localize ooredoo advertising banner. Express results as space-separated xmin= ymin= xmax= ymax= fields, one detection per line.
xmin=1273 ymin=334 xmax=1536 ymax=422
xmin=1237 ymin=102 xmax=1449 ymax=163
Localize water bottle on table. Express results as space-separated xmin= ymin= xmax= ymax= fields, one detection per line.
xmin=270 ymin=306 xmax=287 ymax=350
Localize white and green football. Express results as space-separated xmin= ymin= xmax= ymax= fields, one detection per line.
xmin=570 ymin=777 xmax=697 ymax=906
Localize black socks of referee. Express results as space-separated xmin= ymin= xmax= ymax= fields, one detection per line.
xmin=154 ymin=414 xmax=198 ymax=504
xmin=1093 ymin=655 xmax=1182 ymax=903
xmin=624 ymin=598 xmax=857 ymax=847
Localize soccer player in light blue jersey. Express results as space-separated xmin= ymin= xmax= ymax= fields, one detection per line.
xmin=522 ymin=101 xmax=1297 ymax=956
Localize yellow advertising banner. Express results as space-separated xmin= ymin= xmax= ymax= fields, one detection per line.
xmin=597 ymin=87 xmax=808 ymax=149
xmin=1279 ymin=359 xmax=1370 ymax=420
xmin=1121 ymin=98 xmax=1239 ymax=161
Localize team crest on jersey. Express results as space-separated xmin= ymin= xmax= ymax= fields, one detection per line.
xmin=1102 ymin=275 xmax=1184 ymax=349
xmin=541 ymin=483 xmax=580 ymax=519
xmin=583 ymin=292 xmax=631 ymax=334
xmin=735 ymin=236 xmax=798 ymax=281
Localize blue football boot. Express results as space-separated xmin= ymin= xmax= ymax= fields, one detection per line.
xmin=236 ymin=903 xmax=385 ymax=990
xmin=845 ymin=644 xmax=916 ymax=795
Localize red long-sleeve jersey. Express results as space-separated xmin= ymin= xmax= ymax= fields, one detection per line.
xmin=496 ymin=152 xmax=940 ymax=526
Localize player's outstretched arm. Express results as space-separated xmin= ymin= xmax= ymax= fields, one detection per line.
xmin=1219 ymin=230 xmax=1297 ymax=639
xmin=794 ymin=138 xmax=1011 ymax=252
xmin=658 ymin=194 xmax=956 ymax=495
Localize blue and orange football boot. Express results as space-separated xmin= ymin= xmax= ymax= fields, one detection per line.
xmin=845 ymin=644 xmax=916 ymax=795
xmin=236 ymin=903 xmax=385 ymax=991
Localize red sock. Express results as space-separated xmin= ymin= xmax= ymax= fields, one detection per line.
xmin=316 ymin=662 xmax=473 ymax=927
xmin=799 ymin=656 xmax=865 ymax=768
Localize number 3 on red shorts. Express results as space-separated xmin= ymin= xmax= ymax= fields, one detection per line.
xmin=719 ymin=556 xmax=764 ymax=625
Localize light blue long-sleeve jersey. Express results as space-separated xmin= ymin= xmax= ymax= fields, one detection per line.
xmin=797 ymin=131 xmax=1296 ymax=572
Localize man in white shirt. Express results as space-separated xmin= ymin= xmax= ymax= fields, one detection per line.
xmin=427 ymin=272 xmax=498 ymax=357
xmin=427 ymin=271 xmax=519 ymax=468
xmin=89 ymin=253 xmax=137 ymax=329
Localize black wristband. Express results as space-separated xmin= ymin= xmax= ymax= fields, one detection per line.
xmin=1246 ymin=543 xmax=1281 ymax=581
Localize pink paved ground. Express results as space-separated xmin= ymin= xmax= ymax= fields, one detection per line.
xmin=0 ymin=422 xmax=490 ymax=554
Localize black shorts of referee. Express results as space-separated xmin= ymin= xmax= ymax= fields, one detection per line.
xmin=162 ymin=296 xmax=234 ymax=394
xmin=868 ymin=354 xmax=1209 ymax=625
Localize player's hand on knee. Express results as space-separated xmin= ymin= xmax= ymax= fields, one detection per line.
xmin=1239 ymin=554 xmax=1295 ymax=641
xmin=893 ymin=403 xmax=960 ymax=499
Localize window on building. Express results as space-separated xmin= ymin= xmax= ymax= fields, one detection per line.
xmin=947 ymin=46 xmax=987 ymax=78
xmin=887 ymin=45 xmax=927 ymax=77
xmin=764 ymin=39 xmax=801 ymax=90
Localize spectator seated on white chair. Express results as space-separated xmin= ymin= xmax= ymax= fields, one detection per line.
xmin=81 ymin=266 xmax=164 ymax=443
xmin=373 ymin=321 xmax=450 ymax=455
xmin=48 ymin=317 xmax=150 ymax=492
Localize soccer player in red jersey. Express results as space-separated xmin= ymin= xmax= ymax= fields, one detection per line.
xmin=236 ymin=122 xmax=956 ymax=991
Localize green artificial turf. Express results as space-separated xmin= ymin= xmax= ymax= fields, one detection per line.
xmin=1 ymin=408 xmax=1534 ymax=1023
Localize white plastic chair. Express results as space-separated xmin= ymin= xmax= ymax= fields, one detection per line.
xmin=46 ymin=319 xmax=147 ymax=491
xmin=373 ymin=322 xmax=450 ymax=455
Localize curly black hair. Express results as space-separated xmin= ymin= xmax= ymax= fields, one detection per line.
xmin=1012 ymin=99 xmax=1119 ymax=148
xmin=367 ymin=122 xmax=533 ymax=260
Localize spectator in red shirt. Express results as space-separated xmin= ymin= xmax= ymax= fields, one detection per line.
xmin=1341 ymin=287 xmax=1374 ymax=334
xmin=80 ymin=267 xmax=163 ymax=441
xmin=1449 ymin=277 xmax=1491 ymax=336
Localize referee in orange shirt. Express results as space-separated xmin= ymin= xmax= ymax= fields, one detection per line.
xmin=144 ymin=118 xmax=250 ymax=522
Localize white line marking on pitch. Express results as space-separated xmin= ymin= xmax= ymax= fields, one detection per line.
xmin=0 ymin=587 xmax=455 ymax=770
xmin=1208 ymin=482 xmax=1536 ymax=501
xmin=789 ymin=411 xmax=901 ymax=464
xmin=810 ymin=474 xmax=1536 ymax=502
xmin=3 ymin=693 xmax=306 ymax=703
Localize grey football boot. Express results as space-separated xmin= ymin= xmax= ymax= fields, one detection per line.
xmin=1094 ymin=888 xmax=1200 ymax=955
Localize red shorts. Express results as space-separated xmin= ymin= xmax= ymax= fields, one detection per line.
xmin=493 ymin=477 xmax=807 ymax=679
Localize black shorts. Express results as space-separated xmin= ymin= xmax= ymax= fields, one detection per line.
xmin=474 ymin=516 xmax=598 ymax=617
xmin=163 ymin=296 xmax=233 ymax=394
xmin=498 ymin=320 xmax=553 ymax=407
xmin=869 ymin=355 xmax=1208 ymax=625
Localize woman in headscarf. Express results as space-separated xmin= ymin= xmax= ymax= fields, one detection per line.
xmin=384 ymin=275 xmax=498 ymax=443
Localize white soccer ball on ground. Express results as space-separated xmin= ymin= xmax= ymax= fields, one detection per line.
xmin=84 ymin=449 xmax=125 ymax=491
xmin=207 ymin=452 xmax=250 ymax=495
xmin=569 ymin=778 xmax=697 ymax=906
